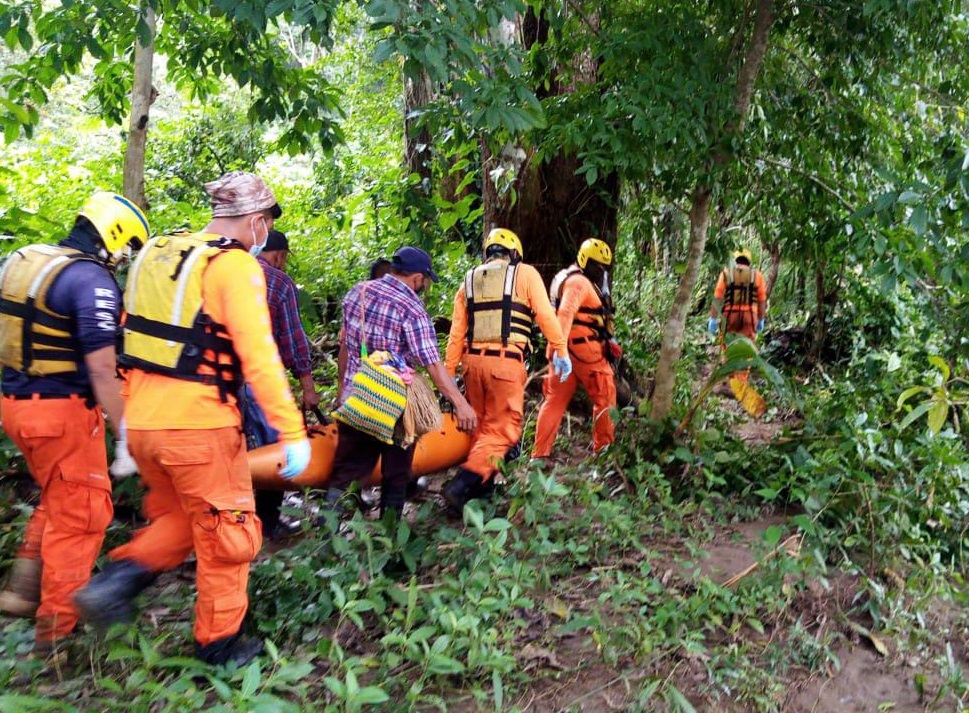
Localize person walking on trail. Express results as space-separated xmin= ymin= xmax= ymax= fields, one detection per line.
xmin=708 ymin=249 xmax=768 ymax=380
xmin=73 ymin=171 xmax=311 ymax=667
xmin=242 ymin=229 xmax=320 ymax=540
xmin=532 ymin=238 xmax=619 ymax=461
xmin=442 ymin=228 xmax=572 ymax=513
xmin=327 ymin=246 xmax=477 ymax=520
xmin=0 ymin=192 xmax=149 ymax=661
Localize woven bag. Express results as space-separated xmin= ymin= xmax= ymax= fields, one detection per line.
xmin=331 ymin=286 xmax=408 ymax=444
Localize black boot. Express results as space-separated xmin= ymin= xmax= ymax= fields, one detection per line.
xmin=73 ymin=559 xmax=155 ymax=633
xmin=380 ymin=483 xmax=407 ymax=520
xmin=195 ymin=632 xmax=264 ymax=666
xmin=442 ymin=469 xmax=484 ymax=513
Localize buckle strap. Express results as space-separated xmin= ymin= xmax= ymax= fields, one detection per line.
xmin=467 ymin=347 xmax=523 ymax=362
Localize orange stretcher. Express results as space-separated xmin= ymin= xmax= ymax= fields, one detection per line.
xmin=248 ymin=413 xmax=472 ymax=489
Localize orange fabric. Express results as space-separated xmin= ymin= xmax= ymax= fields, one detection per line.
xmin=123 ymin=247 xmax=304 ymax=444
xmin=110 ymin=427 xmax=261 ymax=646
xmin=533 ymin=272 xmax=616 ymax=457
xmin=713 ymin=268 xmax=767 ymax=315
xmin=554 ymin=270 xmax=604 ymax=344
xmin=1 ymin=396 xmax=113 ymax=644
xmin=445 ymin=262 xmax=566 ymax=377
xmin=459 ymin=352 xmax=526 ymax=481
xmin=714 ymin=268 xmax=766 ymax=383
xmin=533 ymin=356 xmax=616 ymax=458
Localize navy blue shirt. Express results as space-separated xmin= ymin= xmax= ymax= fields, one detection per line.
xmin=1 ymin=254 xmax=121 ymax=397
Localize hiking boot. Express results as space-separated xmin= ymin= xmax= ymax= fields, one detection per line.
xmin=195 ymin=632 xmax=264 ymax=666
xmin=0 ymin=557 xmax=42 ymax=619
xmin=380 ymin=483 xmax=407 ymax=520
xmin=73 ymin=559 xmax=155 ymax=633
xmin=442 ymin=469 xmax=485 ymax=514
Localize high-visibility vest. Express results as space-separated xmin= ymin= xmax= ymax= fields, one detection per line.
xmin=120 ymin=232 xmax=243 ymax=399
xmin=722 ymin=265 xmax=758 ymax=311
xmin=549 ymin=265 xmax=612 ymax=338
xmin=0 ymin=244 xmax=103 ymax=375
xmin=464 ymin=258 xmax=533 ymax=347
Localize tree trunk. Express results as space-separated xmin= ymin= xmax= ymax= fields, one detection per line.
xmin=764 ymin=239 xmax=781 ymax=299
xmin=122 ymin=4 xmax=155 ymax=210
xmin=650 ymin=0 xmax=774 ymax=421
xmin=403 ymin=0 xmax=435 ymax=186
xmin=481 ymin=8 xmax=618 ymax=284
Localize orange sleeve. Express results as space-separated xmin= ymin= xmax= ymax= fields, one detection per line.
xmin=555 ymin=275 xmax=590 ymax=338
xmin=713 ymin=271 xmax=727 ymax=300
xmin=444 ymin=287 xmax=468 ymax=377
xmin=755 ymin=271 xmax=768 ymax=303
xmin=521 ymin=264 xmax=566 ymax=357
xmin=208 ymin=252 xmax=306 ymax=444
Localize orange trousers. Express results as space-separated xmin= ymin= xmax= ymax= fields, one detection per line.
xmin=532 ymin=344 xmax=616 ymax=458
xmin=722 ymin=309 xmax=758 ymax=382
xmin=1 ymin=395 xmax=113 ymax=644
xmin=460 ymin=351 xmax=527 ymax=482
xmin=110 ymin=427 xmax=262 ymax=647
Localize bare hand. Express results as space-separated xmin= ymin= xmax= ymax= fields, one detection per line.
xmin=301 ymin=386 xmax=321 ymax=410
xmin=454 ymin=400 xmax=478 ymax=433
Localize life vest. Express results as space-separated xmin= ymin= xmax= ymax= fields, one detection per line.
xmin=722 ymin=265 xmax=758 ymax=311
xmin=120 ymin=232 xmax=244 ymax=400
xmin=549 ymin=265 xmax=613 ymax=339
xmin=464 ymin=258 xmax=533 ymax=348
xmin=0 ymin=244 xmax=103 ymax=376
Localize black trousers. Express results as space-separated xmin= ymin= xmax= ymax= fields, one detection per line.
xmin=255 ymin=489 xmax=283 ymax=534
xmin=330 ymin=422 xmax=415 ymax=493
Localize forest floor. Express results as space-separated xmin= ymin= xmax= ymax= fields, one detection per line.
xmin=2 ymin=371 xmax=967 ymax=711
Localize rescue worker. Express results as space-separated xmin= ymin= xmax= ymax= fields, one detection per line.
xmin=73 ymin=171 xmax=311 ymax=667
xmin=532 ymin=238 xmax=620 ymax=460
xmin=443 ymin=228 xmax=572 ymax=512
xmin=708 ymin=249 xmax=768 ymax=380
xmin=0 ymin=192 xmax=149 ymax=660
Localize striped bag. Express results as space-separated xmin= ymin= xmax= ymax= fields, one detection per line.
xmin=332 ymin=355 xmax=407 ymax=444
xmin=332 ymin=285 xmax=408 ymax=444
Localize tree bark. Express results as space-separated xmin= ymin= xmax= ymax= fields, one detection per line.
xmin=481 ymin=8 xmax=618 ymax=284
xmin=122 ymin=4 xmax=155 ymax=209
xmin=650 ymin=0 xmax=774 ymax=420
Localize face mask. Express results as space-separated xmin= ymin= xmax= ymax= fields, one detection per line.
xmin=601 ymin=270 xmax=611 ymax=298
xmin=249 ymin=217 xmax=268 ymax=257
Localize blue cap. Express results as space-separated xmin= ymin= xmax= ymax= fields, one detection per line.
xmin=391 ymin=246 xmax=439 ymax=282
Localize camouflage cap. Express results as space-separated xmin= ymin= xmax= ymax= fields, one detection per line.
xmin=204 ymin=171 xmax=282 ymax=218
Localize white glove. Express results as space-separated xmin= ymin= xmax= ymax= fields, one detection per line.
xmin=109 ymin=438 xmax=139 ymax=478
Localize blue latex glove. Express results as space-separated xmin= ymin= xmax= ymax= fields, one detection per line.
xmin=708 ymin=317 xmax=719 ymax=336
xmin=756 ymin=318 xmax=765 ymax=333
xmin=552 ymin=354 xmax=573 ymax=382
xmin=280 ymin=439 xmax=311 ymax=480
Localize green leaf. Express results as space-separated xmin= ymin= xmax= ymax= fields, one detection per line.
xmin=927 ymin=355 xmax=950 ymax=381
xmin=354 ymin=686 xmax=390 ymax=704
xmin=241 ymin=660 xmax=261 ymax=697
xmin=927 ymin=399 xmax=948 ymax=435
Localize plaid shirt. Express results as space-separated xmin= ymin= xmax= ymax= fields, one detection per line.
xmin=340 ymin=274 xmax=440 ymax=402
xmin=260 ymin=259 xmax=313 ymax=377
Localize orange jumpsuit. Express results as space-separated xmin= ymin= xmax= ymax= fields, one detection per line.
xmin=112 ymin=247 xmax=305 ymax=647
xmin=532 ymin=271 xmax=616 ymax=458
xmin=713 ymin=266 xmax=768 ymax=382
xmin=1 ymin=396 xmax=112 ymax=643
xmin=445 ymin=261 xmax=566 ymax=482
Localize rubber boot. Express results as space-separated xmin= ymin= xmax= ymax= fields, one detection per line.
xmin=195 ymin=632 xmax=265 ymax=666
xmin=380 ymin=483 xmax=407 ymax=520
xmin=0 ymin=557 xmax=42 ymax=619
xmin=442 ymin=469 xmax=485 ymax=513
xmin=73 ymin=559 xmax=156 ymax=633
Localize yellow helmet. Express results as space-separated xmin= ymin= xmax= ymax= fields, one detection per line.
xmin=79 ymin=192 xmax=150 ymax=255
xmin=733 ymin=249 xmax=753 ymax=264
xmin=484 ymin=228 xmax=523 ymax=259
xmin=577 ymin=238 xmax=613 ymax=269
